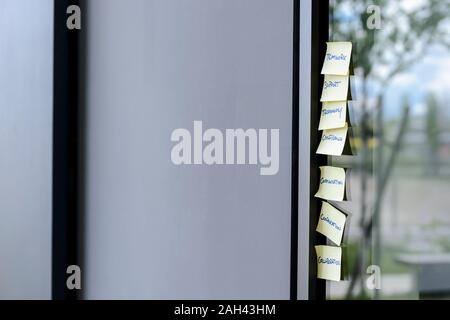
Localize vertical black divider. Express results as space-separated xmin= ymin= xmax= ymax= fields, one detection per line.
xmin=309 ymin=0 xmax=329 ymax=300
xmin=52 ymin=0 xmax=83 ymax=300
xmin=290 ymin=0 xmax=300 ymax=301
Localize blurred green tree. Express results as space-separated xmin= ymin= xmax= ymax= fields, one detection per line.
xmin=425 ymin=93 xmax=441 ymax=176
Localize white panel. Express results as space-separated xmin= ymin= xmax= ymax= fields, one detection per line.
xmin=298 ymin=0 xmax=312 ymax=300
xmin=0 ymin=0 xmax=53 ymax=299
xmin=85 ymin=0 xmax=293 ymax=299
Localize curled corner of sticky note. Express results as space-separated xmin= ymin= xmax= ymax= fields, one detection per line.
xmin=316 ymin=201 xmax=347 ymax=246
xmin=321 ymin=42 xmax=353 ymax=76
xmin=315 ymin=166 xmax=346 ymax=201
xmin=315 ymin=245 xmax=342 ymax=281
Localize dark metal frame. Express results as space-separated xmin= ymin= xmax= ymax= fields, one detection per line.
xmin=52 ymin=0 xmax=83 ymax=300
xmin=308 ymin=0 xmax=329 ymax=300
xmin=290 ymin=0 xmax=300 ymax=301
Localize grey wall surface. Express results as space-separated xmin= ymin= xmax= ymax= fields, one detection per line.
xmin=84 ymin=0 xmax=293 ymax=299
xmin=0 ymin=0 xmax=53 ymax=299
xmin=298 ymin=0 xmax=312 ymax=300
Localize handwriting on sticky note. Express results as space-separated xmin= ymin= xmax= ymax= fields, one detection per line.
xmin=320 ymin=75 xmax=349 ymax=102
xmin=316 ymin=202 xmax=347 ymax=246
xmin=319 ymin=101 xmax=347 ymax=130
xmin=321 ymin=42 xmax=352 ymax=76
xmin=315 ymin=245 xmax=342 ymax=281
xmin=316 ymin=124 xmax=348 ymax=156
xmin=315 ymin=166 xmax=346 ymax=201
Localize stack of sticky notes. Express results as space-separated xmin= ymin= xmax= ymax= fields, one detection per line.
xmin=314 ymin=42 xmax=354 ymax=282
xmin=317 ymin=42 xmax=353 ymax=157
xmin=314 ymin=166 xmax=348 ymax=281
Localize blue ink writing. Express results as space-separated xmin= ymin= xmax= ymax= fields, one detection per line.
xmin=318 ymin=256 xmax=341 ymax=266
xmin=320 ymin=178 xmax=343 ymax=185
xmin=322 ymin=107 xmax=343 ymax=119
xmin=324 ymin=81 xmax=341 ymax=89
xmin=320 ymin=213 xmax=342 ymax=231
xmin=326 ymin=53 xmax=347 ymax=61
xmin=322 ymin=134 xmax=343 ymax=142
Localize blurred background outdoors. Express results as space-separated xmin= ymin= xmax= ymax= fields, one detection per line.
xmin=329 ymin=0 xmax=450 ymax=299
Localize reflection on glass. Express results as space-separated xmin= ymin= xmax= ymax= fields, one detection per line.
xmin=328 ymin=0 xmax=450 ymax=299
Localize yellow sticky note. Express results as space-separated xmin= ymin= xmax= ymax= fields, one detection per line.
xmin=316 ymin=202 xmax=347 ymax=246
xmin=321 ymin=42 xmax=353 ymax=75
xmin=316 ymin=124 xmax=348 ymax=156
xmin=315 ymin=166 xmax=346 ymax=201
xmin=319 ymin=101 xmax=347 ymax=130
xmin=315 ymin=245 xmax=342 ymax=281
xmin=320 ymin=75 xmax=349 ymax=102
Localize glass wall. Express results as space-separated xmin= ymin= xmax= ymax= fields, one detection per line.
xmin=328 ymin=0 xmax=450 ymax=299
xmin=0 ymin=0 xmax=53 ymax=299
